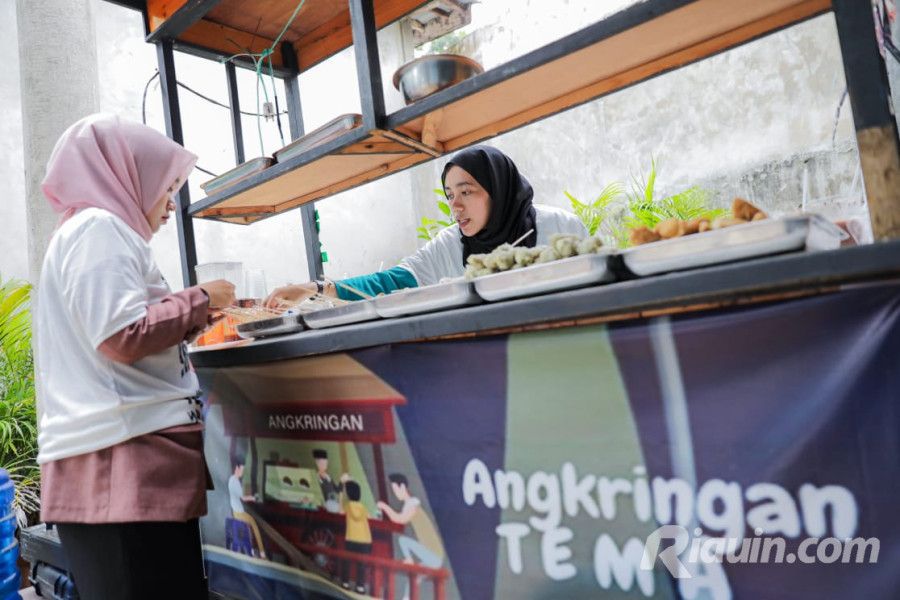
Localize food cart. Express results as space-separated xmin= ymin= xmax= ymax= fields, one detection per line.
xmin=104 ymin=0 xmax=900 ymax=598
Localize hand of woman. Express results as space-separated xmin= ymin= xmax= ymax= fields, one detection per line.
xmin=199 ymin=279 xmax=236 ymax=309
xmin=264 ymin=283 xmax=316 ymax=310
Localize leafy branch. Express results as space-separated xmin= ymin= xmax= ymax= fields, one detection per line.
xmin=416 ymin=188 xmax=455 ymax=241
xmin=0 ymin=276 xmax=39 ymax=527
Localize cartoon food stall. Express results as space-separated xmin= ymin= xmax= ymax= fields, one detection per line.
xmin=201 ymin=353 xmax=450 ymax=599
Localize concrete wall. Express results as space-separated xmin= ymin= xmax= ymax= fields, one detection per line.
xmin=0 ymin=1 xmax=870 ymax=288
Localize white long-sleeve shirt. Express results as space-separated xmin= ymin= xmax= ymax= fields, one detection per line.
xmin=400 ymin=204 xmax=588 ymax=286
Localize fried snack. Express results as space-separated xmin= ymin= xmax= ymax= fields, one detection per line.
xmin=655 ymin=217 xmax=687 ymax=239
xmin=711 ymin=216 xmax=749 ymax=229
xmin=752 ymin=211 xmax=767 ymax=221
xmin=732 ymin=197 xmax=766 ymax=221
xmin=684 ymin=217 xmax=710 ymax=235
xmin=698 ymin=220 xmax=712 ymax=233
xmin=629 ymin=225 xmax=662 ymax=246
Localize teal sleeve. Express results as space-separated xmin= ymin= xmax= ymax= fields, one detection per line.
xmin=335 ymin=266 xmax=419 ymax=301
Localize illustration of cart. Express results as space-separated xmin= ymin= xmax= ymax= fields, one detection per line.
xmin=205 ymin=354 xmax=451 ymax=599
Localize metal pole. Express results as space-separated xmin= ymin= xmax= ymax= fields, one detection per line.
xmin=833 ymin=0 xmax=900 ymax=241
xmin=350 ymin=0 xmax=386 ymax=132
xmin=282 ymin=41 xmax=324 ymax=281
xmin=225 ymin=61 xmax=245 ymax=165
xmin=157 ymin=40 xmax=200 ymax=287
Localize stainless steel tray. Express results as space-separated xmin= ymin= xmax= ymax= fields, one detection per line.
xmin=200 ymin=157 xmax=273 ymax=195
xmin=474 ymin=252 xmax=616 ymax=302
xmin=235 ymin=314 xmax=305 ymax=339
xmin=274 ymin=114 xmax=363 ymax=163
xmin=373 ymin=281 xmax=480 ymax=318
xmin=303 ymin=299 xmax=380 ymax=329
xmin=621 ymin=214 xmax=846 ymax=277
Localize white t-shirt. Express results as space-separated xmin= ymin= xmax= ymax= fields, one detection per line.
xmin=229 ymin=475 xmax=245 ymax=513
xmin=35 ymin=208 xmax=202 ymax=464
xmin=399 ymin=204 xmax=589 ymax=286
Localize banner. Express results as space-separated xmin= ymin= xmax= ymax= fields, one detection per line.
xmin=197 ymin=283 xmax=900 ymax=600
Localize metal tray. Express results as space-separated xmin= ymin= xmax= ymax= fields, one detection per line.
xmin=474 ymin=252 xmax=616 ymax=302
xmin=621 ymin=214 xmax=847 ymax=277
xmin=373 ymin=281 xmax=480 ymax=318
xmin=303 ymin=299 xmax=380 ymax=329
xmin=200 ymin=157 xmax=273 ymax=195
xmin=274 ymin=114 xmax=363 ymax=163
xmin=235 ymin=313 xmax=305 ymax=339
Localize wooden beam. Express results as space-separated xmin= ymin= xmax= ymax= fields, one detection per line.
xmin=147 ymin=0 xmax=188 ymax=32
xmin=372 ymin=127 xmax=444 ymax=156
xmin=420 ymin=109 xmax=443 ymax=149
xmin=856 ymin=126 xmax=900 ymax=240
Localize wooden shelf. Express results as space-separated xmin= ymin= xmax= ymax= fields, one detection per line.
xmin=148 ymin=0 xmax=436 ymax=72
xmin=189 ymin=128 xmax=434 ymax=222
xmin=188 ymin=0 xmax=832 ymax=223
xmin=387 ymin=0 xmax=831 ymax=151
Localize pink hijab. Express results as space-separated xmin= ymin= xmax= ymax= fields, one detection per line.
xmin=41 ymin=113 xmax=198 ymax=242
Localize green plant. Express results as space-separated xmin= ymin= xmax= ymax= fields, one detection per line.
xmin=416 ymin=188 xmax=455 ymax=241
xmin=616 ymin=158 xmax=727 ymax=247
xmin=623 ymin=157 xmax=726 ymax=229
xmin=565 ymin=181 xmax=624 ymax=243
xmin=0 ymin=276 xmax=39 ymax=527
xmin=567 ymin=157 xmax=728 ymax=249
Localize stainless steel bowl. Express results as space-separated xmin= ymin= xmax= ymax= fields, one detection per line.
xmin=392 ymin=54 xmax=484 ymax=105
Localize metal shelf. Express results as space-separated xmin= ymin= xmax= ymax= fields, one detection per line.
xmin=187 ymin=0 xmax=831 ymax=222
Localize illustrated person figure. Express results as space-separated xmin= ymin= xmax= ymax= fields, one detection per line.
xmin=229 ymin=458 xmax=267 ymax=559
xmin=377 ymin=474 xmax=445 ymax=600
xmin=342 ymin=480 xmax=372 ymax=594
xmin=35 ymin=113 xmax=236 ymax=600
xmin=313 ymin=448 xmax=348 ymax=513
xmin=265 ymin=145 xmax=588 ymax=305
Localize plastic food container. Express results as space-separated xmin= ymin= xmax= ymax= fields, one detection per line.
xmin=373 ymin=281 xmax=480 ymax=318
xmin=235 ymin=314 xmax=305 ymax=339
xmin=473 ymin=252 xmax=616 ymax=302
xmin=303 ymin=299 xmax=380 ymax=329
xmin=273 ymin=114 xmax=363 ymax=163
xmin=621 ymin=214 xmax=847 ymax=277
xmin=200 ymin=157 xmax=273 ymax=196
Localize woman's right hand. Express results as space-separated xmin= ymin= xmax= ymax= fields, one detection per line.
xmin=200 ymin=279 xmax=237 ymax=309
xmin=264 ymin=283 xmax=316 ymax=310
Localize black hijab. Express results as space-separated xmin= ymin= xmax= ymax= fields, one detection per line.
xmin=441 ymin=145 xmax=538 ymax=265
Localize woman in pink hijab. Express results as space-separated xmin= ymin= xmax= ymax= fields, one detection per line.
xmin=34 ymin=114 xmax=235 ymax=600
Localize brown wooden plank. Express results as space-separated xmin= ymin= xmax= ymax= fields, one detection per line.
xmin=147 ymin=0 xmax=188 ymax=31
xmin=205 ymin=0 xmax=344 ymax=42
xmin=339 ymin=138 xmax=420 ymax=154
xmin=177 ymin=0 xmax=430 ymax=73
xmin=180 ymin=19 xmax=283 ymax=68
xmin=398 ymin=0 xmax=831 ymax=150
xmin=292 ymin=0 xmax=431 ymax=72
xmin=272 ymin=152 xmax=431 ymax=213
xmin=372 ymin=127 xmax=444 ymax=156
xmin=856 ymin=125 xmax=900 ymax=241
xmin=193 ymin=149 xmax=432 ymax=217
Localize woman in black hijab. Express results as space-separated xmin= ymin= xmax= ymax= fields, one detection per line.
xmin=266 ymin=145 xmax=586 ymax=304
xmin=441 ymin=145 xmax=538 ymax=265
